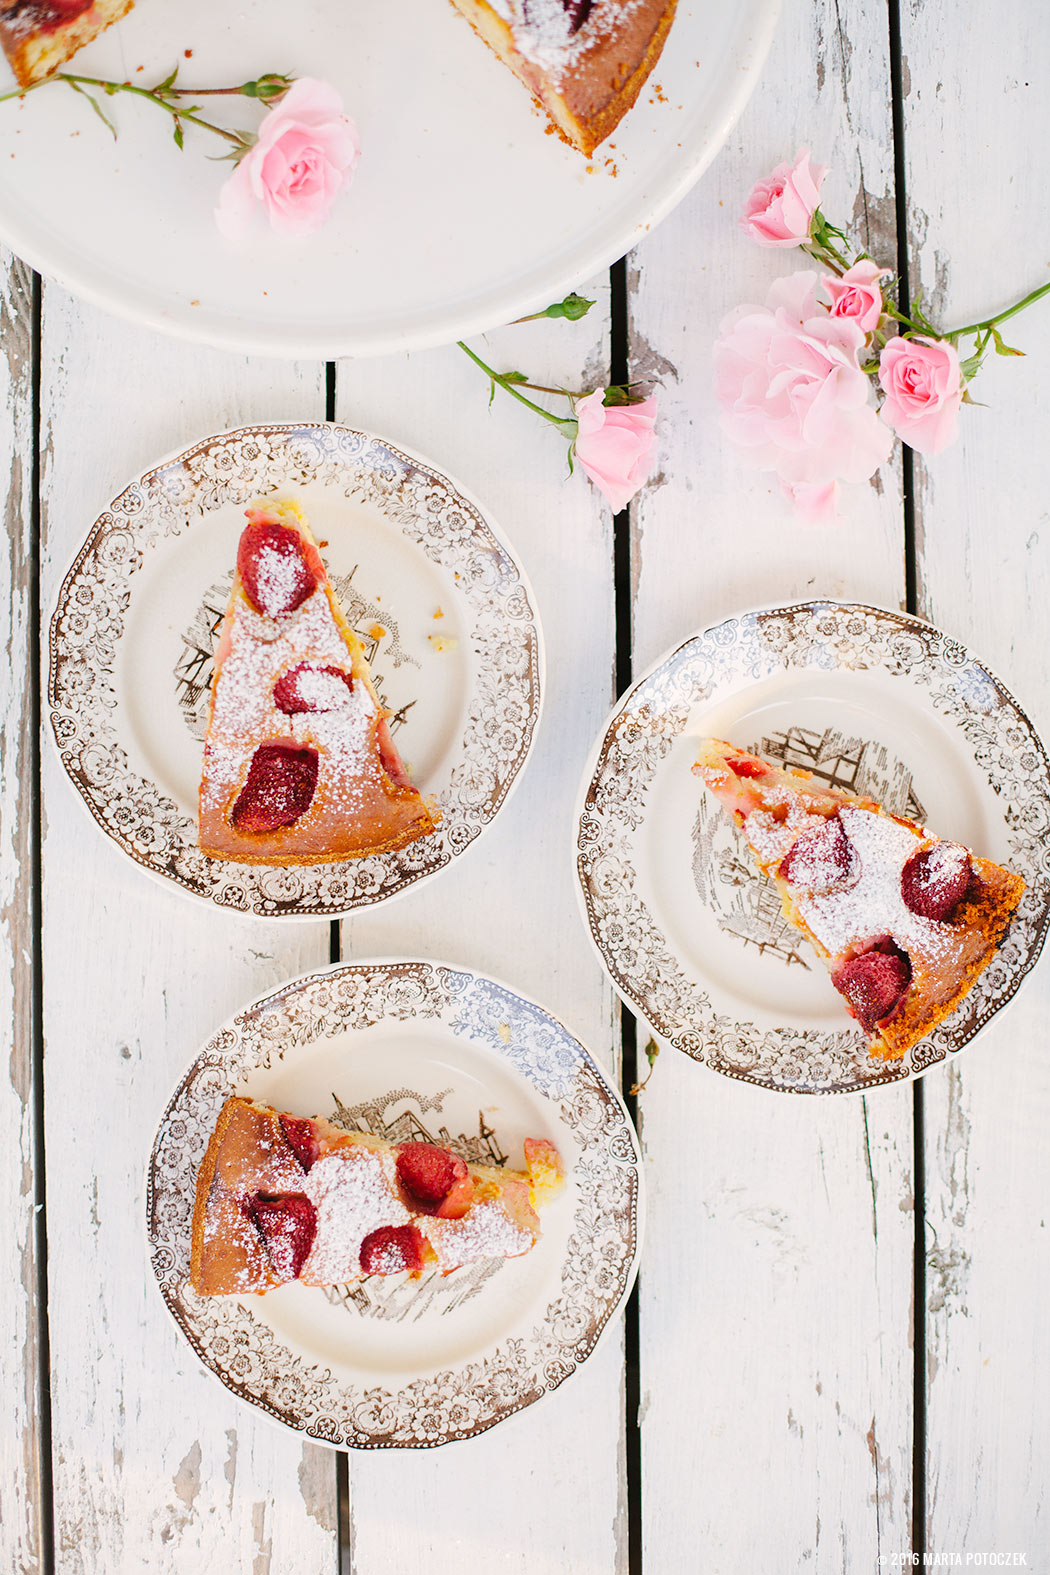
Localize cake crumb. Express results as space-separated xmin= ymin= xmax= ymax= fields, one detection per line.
xmin=433 ymin=606 xmax=444 ymax=620
xmin=428 ymin=634 xmax=459 ymax=654
xmin=497 ymin=1022 xmax=512 ymax=1044
xmin=368 ymin=623 xmax=386 ymax=642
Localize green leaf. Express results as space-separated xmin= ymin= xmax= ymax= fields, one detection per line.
xmin=172 ymin=116 xmax=184 ymax=150
xmin=602 ymin=382 xmax=647 ymax=407
xmin=66 ymin=79 xmax=117 ymax=139
xmin=990 ymin=326 xmax=1025 ymax=357
xmin=156 ymin=63 xmax=179 ymax=93
xmin=501 ymin=370 xmax=529 ymax=385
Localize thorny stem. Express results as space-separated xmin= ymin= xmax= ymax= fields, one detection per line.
xmin=803 ymin=240 xmax=849 ymax=276
xmin=0 ymin=72 xmax=252 ymax=146
xmin=947 ymin=278 xmax=1050 ymax=340
xmin=457 ymin=342 xmax=578 ymax=431
xmin=881 ymin=300 xmax=930 ymax=336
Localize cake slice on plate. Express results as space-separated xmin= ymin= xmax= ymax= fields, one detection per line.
xmin=190 ymin=1096 xmax=566 ymax=1296
xmin=693 ymin=737 xmax=1025 ymax=1060
xmin=198 ymin=497 xmax=439 ymax=865
xmin=450 ymin=0 xmax=678 ymax=155
xmin=0 ymin=0 xmax=133 ymax=88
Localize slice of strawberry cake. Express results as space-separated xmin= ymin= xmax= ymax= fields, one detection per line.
xmin=0 ymin=0 xmax=132 ymax=87
xmin=190 ymin=1096 xmax=565 ymax=1296
xmin=198 ymin=497 xmax=438 ymax=866
xmin=693 ymin=737 xmax=1025 ymax=1060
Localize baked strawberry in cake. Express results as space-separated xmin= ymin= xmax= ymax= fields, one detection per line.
xmin=693 ymin=738 xmax=1025 ymax=1060
xmin=0 ymin=0 xmax=133 ymax=88
xmin=451 ymin=0 xmax=677 ymax=155
xmin=198 ymin=497 xmax=439 ymax=865
xmin=190 ymin=1096 xmax=566 ymax=1297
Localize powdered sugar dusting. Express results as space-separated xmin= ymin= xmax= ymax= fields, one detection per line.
xmin=797 ymin=808 xmax=951 ymax=961
xmin=201 ymin=586 xmax=377 ymax=825
xmin=494 ymin=0 xmax=646 ymax=79
xmin=421 ymin=1201 xmax=536 ymax=1272
xmin=300 ymin=1147 xmax=410 ymax=1285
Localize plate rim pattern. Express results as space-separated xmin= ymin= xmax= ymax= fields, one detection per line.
xmin=145 ymin=956 xmax=643 ymax=1448
xmin=575 ymin=599 xmax=1050 ymax=1095
xmin=47 ymin=421 xmax=543 ymax=918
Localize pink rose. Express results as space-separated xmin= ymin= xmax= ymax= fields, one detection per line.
xmin=217 ymin=78 xmax=360 ymax=240
xmin=714 ymin=270 xmax=892 ymax=520
xmin=573 ymin=390 xmax=658 ymax=513
xmin=878 ymin=335 xmax=963 ymax=455
xmin=824 ymin=259 xmax=889 ymax=335
xmin=740 ymin=148 xmax=827 ymax=248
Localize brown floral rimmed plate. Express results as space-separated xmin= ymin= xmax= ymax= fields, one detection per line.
xmin=48 ymin=423 xmax=542 ymax=917
xmin=574 ymin=601 xmax=1050 ymax=1095
xmin=146 ymin=959 xmax=642 ymax=1448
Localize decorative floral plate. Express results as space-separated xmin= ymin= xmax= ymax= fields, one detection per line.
xmin=146 ymin=958 xmax=641 ymax=1448
xmin=48 ymin=423 xmax=542 ymax=918
xmin=0 ymin=0 xmax=777 ymax=357
xmin=575 ymin=601 xmax=1050 ymax=1095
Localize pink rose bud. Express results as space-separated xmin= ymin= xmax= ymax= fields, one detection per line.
xmin=824 ymin=259 xmax=889 ymax=335
xmin=573 ymin=390 xmax=658 ymax=513
xmin=740 ymin=147 xmax=828 ymax=248
xmin=217 ymin=77 xmax=361 ymax=240
xmin=878 ymin=335 xmax=964 ymax=456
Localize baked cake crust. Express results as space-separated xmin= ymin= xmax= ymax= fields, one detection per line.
xmin=190 ymin=1095 xmax=565 ymax=1297
xmin=693 ymin=737 xmax=1025 ymax=1061
xmin=0 ymin=0 xmax=134 ymax=88
xmin=449 ymin=0 xmax=677 ymax=155
xmin=198 ymin=497 xmax=439 ymax=866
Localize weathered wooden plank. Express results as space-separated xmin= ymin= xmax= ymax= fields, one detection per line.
xmin=38 ymin=288 xmax=339 ymax=1573
xmin=898 ymin=7 xmax=1050 ymax=1562
xmin=334 ymin=288 xmax=628 ymax=1571
xmin=628 ymin=0 xmax=915 ymax=1566
xmin=0 ymin=251 xmax=44 ymax=1575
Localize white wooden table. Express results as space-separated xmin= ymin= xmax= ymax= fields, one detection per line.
xmin=4 ymin=1 xmax=1049 ymax=1569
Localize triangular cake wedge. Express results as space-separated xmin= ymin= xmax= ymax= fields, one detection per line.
xmin=199 ymin=497 xmax=438 ymax=865
xmin=450 ymin=0 xmax=678 ymax=156
xmin=190 ymin=1096 xmax=566 ymax=1296
xmin=0 ymin=0 xmax=134 ymax=87
xmin=693 ymin=738 xmax=1025 ymax=1060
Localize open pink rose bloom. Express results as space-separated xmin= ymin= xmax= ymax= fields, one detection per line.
xmin=823 ymin=259 xmax=889 ymax=335
xmin=878 ymin=335 xmax=964 ymax=455
xmin=574 ymin=390 xmax=658 ymax=513
xmin=740 ymin=147 xmax=827 ymax=248
xmin=217 ymin=77 xmax=361 ymax=240
xmin=714 ymin=271 xmax=892 ymax=521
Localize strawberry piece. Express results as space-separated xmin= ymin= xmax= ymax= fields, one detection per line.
xmin=780 ymin=814 xmax=861 ymax=895
xmin=396 ymin=1142 xmax=473 ymax=1218
xmin=832 ymin=946 xmax=912 ymax=1032
xmin=231 ymin=743 xmax=318 ymax=833
xmin=359 ymin=1223 xmax=428 ymax=1275
xmin=237 ymin=520 xmax=317 ymax=617
xmin=901 ymin=842 xmax=973 ymax=921
xmin=249 ymin=1193 xmax=317 ymax=1281
xmin=726 ymin=754 xmax=770 ymax=779
xmin=561 ymin=0 xmax=593 ymax=29
xmin=273 ymin=663 xmax=354 ymax=716
xmin=523 ymin=0 xmax=591 ymax=31
xmin=279 ymin=1115 xmax=319 ymax=1173
xmin=376 ymin=716 xmax=414 ymax=790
